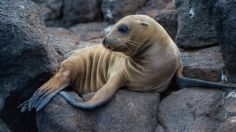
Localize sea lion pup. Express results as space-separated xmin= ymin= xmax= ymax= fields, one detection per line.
xmin=20 ymin=15 xmax=235 ymax=112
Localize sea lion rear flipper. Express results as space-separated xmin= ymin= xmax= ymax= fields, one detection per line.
xmin=176 ymin=76 xmax=236 ymax=90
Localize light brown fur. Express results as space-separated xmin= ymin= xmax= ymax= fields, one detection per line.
xmin=20 ymin=15 xmax=183 ymax=111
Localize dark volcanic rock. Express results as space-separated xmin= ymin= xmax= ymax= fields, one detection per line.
xmin=102 ymin=0 xmax=148 ymax=22
xmin=138 ymin=0 xmax=175 ymax=18
xmin=175 ymin=0 xmax=218 ymax=49
xmin=46 ymin=28 xmax=79 ymax=62
xmin=0 ymin=119 xmax=11 ymax=132
xmin=154 ymin=10 xmax=178 ymax=40
xmin=181 ymin=46 xmax=224 ymax=82
xmin=33 ymin=0 xmax=103 ymax=27
xmin=217 ymin=117 xmax=236 ymax=132
xmin=0 ymin=0 xmax=58 ymax=131
xmin=214 ymin=0 xmax=236 ymax=82
xmin=69 ymin=22 xmax=109 ymax=41
xmin=32 ymin=0 xmax=63 ymax=21
xmin=156 ymin=88 xmax=236 ymax=132
xmin=136 ymin=0 xmax=177 ymax=40
xmin=145 ymin=0 xmax=175 ymax=10
xmin=37 ymin=90 xmax=160 ymax=132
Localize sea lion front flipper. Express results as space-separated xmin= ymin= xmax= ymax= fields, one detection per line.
xmin=59 ymin=91 xmax=84 ymax=103
xmin=34 ymin=84 xmax=69 ymax=111
xmin=82 ymin=92 xmax=96 ymax=101
xmin=61 ymin=76 xmax=124 ymax=109
xmin=19 ymin=83 xmax=69 ymax=112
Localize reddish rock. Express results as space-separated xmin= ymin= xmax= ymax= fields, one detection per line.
xmin=154 ymin=10 xmax=177 ymax=40
xmin=181 ymin=46 xmax=224 ymax=82
xmin=145 ymin=0 xmax=175 ymax=10
xmin=217 ymin=117 xmax=236 ymax=132
xmin=102 ymin=0 xmax=148 ymax=22
xmin=36 ymin=90 xmax=160 ymax=132
xmin=46 ymin=27 xmax=79 ymax=62
xmin=33 ymin=0 xmax=103 ymax=27
xmin=69 ymin=22 xmax=109 ymax=41
xmin=157 ymin=88 xmax=236 ymax=132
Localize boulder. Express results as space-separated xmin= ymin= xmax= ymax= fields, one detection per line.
xmin=146 ymin=0 xmax=175 ymax=10
xmin=138 ymin=0 xmax=176 ymax=17
xmin=32 ymin=0 xmax=63 ymax=21
xmin=154 ymin=10 xmax=178 ymax=40
xmin=214 ymin=0 xmax=236 ymax=82
xmin=175 ymin=0 xmax=217 ymax=49
xmin=136 ymin=0 xmax=177 ymax=40
xmin=181 ymin=46 xmax=224 ymax=82
xmin=33 ymin=0 xmax=103 ymax=27
xmin=37 ymin=90 xmax=160 ymax=132
xmin=156 ymin=88 xmax=236 ymax=132
xmin=0 ymin=0 xmax=58 ymax=131
xmin=69 ymin=22 xmax=109 ymax=41
xmin=217 ymin=117 xmax=236 ymax=132
xmin=46 ymin=27 xmax=79 ymax=62
xmin=102 ymin=0 xmax=148 ymax=22
xmin=0 ymin=119 xmax=11 ymax=132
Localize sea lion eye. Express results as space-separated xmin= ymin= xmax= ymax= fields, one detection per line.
xmin=117 ymin=24 xmax=129 ymax=34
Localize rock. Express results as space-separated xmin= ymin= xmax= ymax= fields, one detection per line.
xmin=69 ymin=22 xmax=109 ymax=41
xmin=145 ymin=0 xmax=175 ymax=10
xmin=154 ymin=10 xmax=178 ymax=40
xmin=37 ymin=90 xmax=160 ymax=132
xmin=33 ymin=0 xmax=103 ymax=27
xmin=138 ymin=0 xmax=175 ymax=18
xmin=157 ymin=88 xmax=236 ymax=132
xmin=136 ymin=0 xmax=177 ymax=40
xmin=46 ymin=27 xmax=79 ymax=62
xmin=0 ymin=119 xmax=11 ymax=132
xmin=214 ymin=0 xmax=236 ymax=82
xmin=102 ymin=0 xmax=148 ymax=22
xmin=181 ymin=46 xmax=224 ymax=82
xmin=217 ymin=117 xmax=236 ymax=132
xmin=32 ymin=0 xmax=63 ymax=21
xmin=175 ymin=0 xmax=218 ymax=49
xmin=0 ymin=0 xmax=58 ymax=131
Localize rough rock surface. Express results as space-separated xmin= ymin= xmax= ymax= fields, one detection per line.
xmin=102 ymin=0 xmax=148 ymax=22
xmin=216 ymin=117 xmax=236 ymax=132
xmin=33 ymin=0 xmax=102 ymax=27
xmin=37 ymin=90 xmax=160 ymax=132
xmin=145 ymin=0 xmax=175 ymax=10
xmin=214 ymin=0 xmax=236 ymax=82
xmin=138 ymin=0 xmax=175 ymax=18
xmin=175 ymin=0 xmax=217 ymax=49
xmin=46 ymin=28 xmax=79 ymax=62
xmin=0 ymin=119 xmax=11 ymax=132
xmin=69 ymin=22 xmax=109 ymax=41
xmin=154 ymin=10 xmax=178 ymax=40
xmin=181 ymin=46 xmax=224 ymax=82
xmin=136 ymin=0 xmax=178 ymax=41
xmin=32 ymin=0 xmax=63 ymax=21
xmin=156 ymin=88 xmax=236 ymax=132
xmin=0 ymin=0 xmax=58 ymax=131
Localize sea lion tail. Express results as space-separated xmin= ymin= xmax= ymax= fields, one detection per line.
xmin=176 ymin=76 xmax=236 ymax=90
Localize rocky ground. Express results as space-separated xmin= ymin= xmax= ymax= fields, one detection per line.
xmin=0 ymin=0 xmax=236 ymax=132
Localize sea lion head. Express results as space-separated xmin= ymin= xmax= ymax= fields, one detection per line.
xmin=102 ymin=15 xmax=162 ymax=57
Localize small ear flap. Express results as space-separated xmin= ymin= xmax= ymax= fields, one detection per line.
xmin=140 ymin=22 xmax=149 ymax=27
